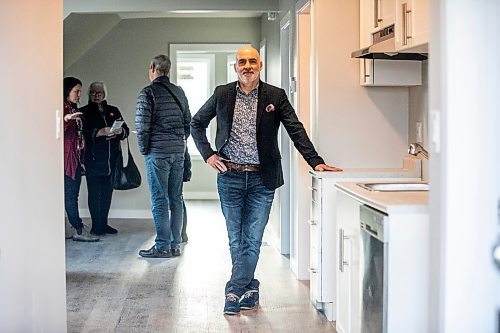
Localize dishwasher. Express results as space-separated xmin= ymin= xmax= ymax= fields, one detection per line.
xmin=360 ymin=204 xmax=389 ymax=333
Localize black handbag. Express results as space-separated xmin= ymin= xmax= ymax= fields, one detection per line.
xmin=111 ymin=138 xmax=141 ymax=190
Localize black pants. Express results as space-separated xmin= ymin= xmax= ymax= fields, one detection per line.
xmin=86 ymin=175 xmax=113 ymax=234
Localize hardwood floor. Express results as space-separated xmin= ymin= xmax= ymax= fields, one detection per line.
xmin=66 ymin=200 xmax=336 ymax=333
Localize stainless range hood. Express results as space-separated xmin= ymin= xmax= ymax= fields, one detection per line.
xmin=351 ymin=24 xmax=427 ymax=61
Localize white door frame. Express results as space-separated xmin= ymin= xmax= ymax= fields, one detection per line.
xmin=428 ymin=1 xmax=500 ymax=332
xmin=169 ymin=43 xmax=248 ymax=84
xmin=290 ymin=1 xmax=313 ymax=280
xmin=279 ymin=11 xmax=292 ymax=256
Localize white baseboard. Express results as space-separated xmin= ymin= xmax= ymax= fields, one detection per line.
xmin=78 ymin=192 xmax=219 ymax=219
xmin=267 ymin=228 xmax=282 ymax=253
xmin=79 ymin=209 xmax=152 ymax=219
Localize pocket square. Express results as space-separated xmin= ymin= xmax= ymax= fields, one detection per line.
xmin=265 ymin=104 xmax=275 ymax=112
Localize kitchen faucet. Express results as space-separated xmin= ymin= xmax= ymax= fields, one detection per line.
xmin=408 ymin=143 xmax=429 ymax=159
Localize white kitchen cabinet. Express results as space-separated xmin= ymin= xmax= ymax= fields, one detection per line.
xmin=335 ymin=182 xmax=429 ymax=333
xmin=335 ymin=191 xmax=362 ymax=333
xmin=308 ymin=166 xmax=420 ymax=322
xmin=360 ymin=0 xmax=396 ymax=47
xmin=395 ymin=0 xmax=429 ymax=51
xmin=309 ymin=175 xmax=337 ymax=321
xmin=360 ymin=58 xmax=422 ymax=86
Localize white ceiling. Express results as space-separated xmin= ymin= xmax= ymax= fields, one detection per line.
xmin=64 ymin=0 xmax=279 ymax=19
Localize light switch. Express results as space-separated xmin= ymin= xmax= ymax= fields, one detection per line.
xmin=289 ymin=77 xmax=297 ymax=94
xmin=56 ymin=110 xmax=61 ymax=139
xmin=430 ymin=110 xmax=440 ymax=153
xmin=416 ymin=121 xmax=423 ymax=143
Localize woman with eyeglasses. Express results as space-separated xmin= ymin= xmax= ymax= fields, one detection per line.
xmin=80 ymin=81 xmax=129 ymax=236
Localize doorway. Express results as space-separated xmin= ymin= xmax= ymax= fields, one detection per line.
xmin=169 ymin=43 xmax=247 ymax=158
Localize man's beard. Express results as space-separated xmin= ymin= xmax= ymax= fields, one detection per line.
xmin=239 ymin=71 xmax=258 ymax=84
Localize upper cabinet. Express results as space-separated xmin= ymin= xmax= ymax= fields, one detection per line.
xmin=395 ymin=0 xmax=429 ymax=51
xmin=356 ymin=0 xmax=427 ymax=86
xmin=360 ymin=0 xmax=396 ymax=47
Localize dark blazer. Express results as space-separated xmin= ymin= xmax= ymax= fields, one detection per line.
xmin=191 ymin=81 xmax=324 ymax=190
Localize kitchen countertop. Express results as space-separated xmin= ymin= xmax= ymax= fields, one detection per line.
xmin=309 ymin=155 xmax=422 ymax=179
xmin=335 ymin=181 xmax=429 ymax=215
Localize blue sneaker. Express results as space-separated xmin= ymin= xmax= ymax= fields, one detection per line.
xmin=239 ymin=290 xmax=259 ymax=310
xmin=223 ymin=293 xmax=240 ymax=315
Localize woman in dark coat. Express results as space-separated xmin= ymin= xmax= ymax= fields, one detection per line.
xmin=63 ymin=77 xmax=99 ymax=242
xmin=81 ymin=81 xmax=129 ymax=236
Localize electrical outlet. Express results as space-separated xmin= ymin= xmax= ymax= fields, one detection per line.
xmin=416 ymin=121 xmax=423 ymax=143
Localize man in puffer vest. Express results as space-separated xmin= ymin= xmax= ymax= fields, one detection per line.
xmin=135 ymin=54 xmax=191 ymax=258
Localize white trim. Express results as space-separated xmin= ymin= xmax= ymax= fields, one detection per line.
xmin=169 ymin=43 xmax=249 ymax=83
xmin=296 ymin=0 xmax=311 ymax=14
xmin=280 ymin=11 xmax=291 ymax=31
xmin=79 ymin=209 xmax=152 ymax=219
xmin=267 ymin=226 xmax=282 ymax=253
xmin=79 ymin=193 xmax=219 ymax=219
xmin=295 ymin=0 xmax=311 ymax=15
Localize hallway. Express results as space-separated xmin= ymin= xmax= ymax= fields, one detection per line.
xmin=66 ymin=200 xmax=336 ymax=333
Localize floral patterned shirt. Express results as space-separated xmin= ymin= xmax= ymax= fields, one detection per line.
xmin=222 ymin=83 xmax=260 ymax=164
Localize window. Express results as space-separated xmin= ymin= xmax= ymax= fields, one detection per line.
xmin=169 ymin=43 xmax=248 ymax=156
xmin=176 ymin=54 xmax=214 ymax=156
xmin=227 ymin=54 xmax=237 ymax=83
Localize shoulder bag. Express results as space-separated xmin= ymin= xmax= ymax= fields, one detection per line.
xmin=111 ymin=138 xmax=141 ymax=190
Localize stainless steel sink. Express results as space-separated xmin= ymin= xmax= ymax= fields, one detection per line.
xmin=357 ymin=182 xmax=429 ymax=192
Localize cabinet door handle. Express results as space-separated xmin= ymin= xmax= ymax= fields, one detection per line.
xmin=406 ymin=7 xmax=412 ymax=41
xmin=402 ymin=3 xmax=412 ymax=46
xmin=373 ymin=0 xmax=379 ymax=28
xmin=363 ymin=59 xmax=370 ymax=84
xmin=339 ymin=228 xmax=350 ymax=272
xmin=308 ymin=219 xmax=318 ymax=226
xmin=308 ymin=267 xmax=318 ymax=274
xmin=402 ymin=3 xmax=407 ymax=46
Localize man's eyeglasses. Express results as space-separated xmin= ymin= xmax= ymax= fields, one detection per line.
xmin=89 ymin=91 xmax=104 ymax=97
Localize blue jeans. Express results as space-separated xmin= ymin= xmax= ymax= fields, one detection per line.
xmin=64 ymin=166 xmax=84 ymax=230
xmin=145 ymin=154 xmax=184 ymax=251
xmin=217 ymin=170 xmax=275 ymax=297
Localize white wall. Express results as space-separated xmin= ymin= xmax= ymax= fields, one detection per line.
xmin=312 ymin=0 xmax=409 ymax=169
xmin=429 ymin=0 xmax=500 ymax=332
xmin=409 ymin=61 xmax=429 ymax=180
xmin=0 ymin=0 xmax=67 ymax=331
xmin=64 ymin=14 xmax=121 ymax=70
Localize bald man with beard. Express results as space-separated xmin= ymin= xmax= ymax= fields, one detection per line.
xmin=191 ymin=45 xmax=342 ymax=315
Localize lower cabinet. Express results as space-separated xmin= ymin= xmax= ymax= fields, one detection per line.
xmin=309 ymin=176 xmax=336 ymax=321
xmin=336 ymin=191 xmax=362 ymax=333
xmin=309 ymin=173 xmax=420 ymax=323
xmin=335 ymin=186 xmax=429 ymax=333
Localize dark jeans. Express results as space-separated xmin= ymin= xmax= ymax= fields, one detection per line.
xmin=181 ymin=200 xmax=188 ymax=242
xmin=86 ymin=175 xmax=113 ymax=234
xmin=145 ymin=154 xmax=184 ymax=251
xmin=217 ymin=170 xmax=275 ymax=297
xmin=64 ymin=167 xmax=84 ymax=230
